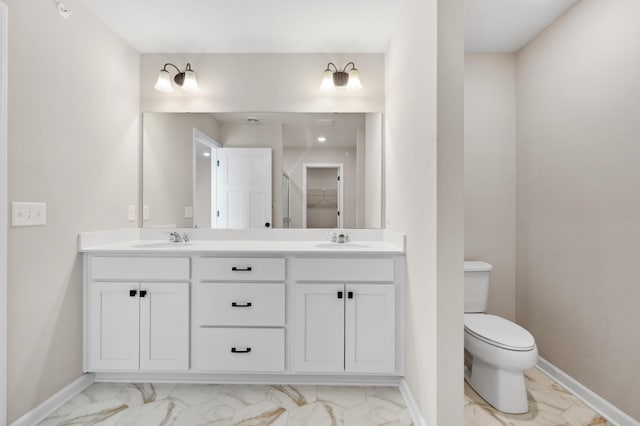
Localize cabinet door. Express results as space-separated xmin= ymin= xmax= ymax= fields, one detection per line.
xmin=345 ymin=284 xmax=396 ymax=373
xmin=88 ymin=282 xmax=140 ymax=371
xmin=294 ymin=283 xmax=345 ymax=372
xmin=139 ymin=282 xmax=190 ymax=371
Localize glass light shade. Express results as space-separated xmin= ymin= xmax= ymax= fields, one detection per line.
xmin=181 ymin=70 xmax=199 ymax=93
xmin=320 ymin=69 xmax=335 ymax=91
xmin=346 ymin=69 xmax=362 ymax=91
xmin=154 ymin=70 xmax=173 ymax=93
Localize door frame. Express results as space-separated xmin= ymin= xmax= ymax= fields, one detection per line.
xmin=1 ymin=2 xmax=8 ymax=424
xmin=302 ymin=163 xmax=344 ymax=229
xmin=191 ymin=128 xmax=220 ymax=228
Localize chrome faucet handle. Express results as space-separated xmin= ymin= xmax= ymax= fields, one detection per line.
xmin=182 ymin=232 xmax=190 ymax=242
xmin=169 ymin=231 xmax=182 ymax=243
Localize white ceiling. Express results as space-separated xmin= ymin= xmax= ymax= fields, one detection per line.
xmin=78 ymin=0 xmax=406 ymax=53
xmin=213 ymin=112 xmax=365 ymax=149
xmin=79 ymin=0 xmax=579 ymax=58
xmin=465 ymin=0 xmax=579 ymax=53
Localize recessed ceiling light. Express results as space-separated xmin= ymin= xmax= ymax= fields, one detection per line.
xmin=317 ymin=136 xmax=327 ymax=143
xmin=203 ymin=152 xmax=211 ymax=157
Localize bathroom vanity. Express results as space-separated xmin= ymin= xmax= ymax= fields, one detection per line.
xmin=79 ymin=229 xmax=405 ymax=384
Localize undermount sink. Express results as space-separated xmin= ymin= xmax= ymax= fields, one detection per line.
xmin=314 ymin=243 xmax=371 ymax=249
xmin=131 ymin=241 xmax=193 ymax=249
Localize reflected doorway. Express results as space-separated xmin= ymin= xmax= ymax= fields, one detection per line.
xmin=302 ymin=163 xmax=344 ymax=228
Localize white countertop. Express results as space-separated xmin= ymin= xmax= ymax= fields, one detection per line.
xmin=78 ymin=229 xmax=405 ymax=255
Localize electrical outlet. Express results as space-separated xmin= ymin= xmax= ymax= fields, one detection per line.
xmin=128 ymin=205 xmax=136 ymax=222
xmin=143 ymin=205 xmax=150 ymax=221
xmin=12 ymin=202 xmax=47 ymax=227
xmin=185 ymin=206 xmax=193 ymax=218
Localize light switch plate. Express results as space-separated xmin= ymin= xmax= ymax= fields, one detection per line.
xmin=12 ymin=202 xmax=47 ymax=227
xmin=127 ymin=205 xmax=136 ymax=222
xmin=143 ymin=205 xmax=150 ymax=221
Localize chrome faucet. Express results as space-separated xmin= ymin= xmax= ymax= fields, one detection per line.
xmin=169 ymin=231 xmax=190 ymax=243
xmin=331 ymin=232 xmax=351 ymax=244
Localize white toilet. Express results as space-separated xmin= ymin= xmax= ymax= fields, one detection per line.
xmin=464 ymin=261 xmax=538 ymax=414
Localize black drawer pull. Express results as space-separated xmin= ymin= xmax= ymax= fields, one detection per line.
xmin=231 ymin=302 xmax=252 ymax=308
xmin=129 ymin=290 xmax=137 ymax=297
xmin=231 ymin=347 xmax=252 ymax=353
xmin=231 ymin=266 xmax=252 ymax=272
xmin=347 ymin=291 xmax=353 ymax=299
xmin=140 ymin=290 xmax=148 ymax=298
xmin=337 ymin=291 xmax=343 ymax=299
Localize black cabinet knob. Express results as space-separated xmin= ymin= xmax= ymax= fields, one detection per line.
xmin=140 ymin=290 xmax=148 ymax=298
xmin=347 ymin=291 xmax=353 ymax=299
xmin=231 ymin=302 xmax=252 ymax=308
xmin=129 ymin=290 xmax=137 ymax=297
xmin=231 ymin=347 xmax=252 ymax=353
xmin=337 ymin=291 xmax=343 ymax=299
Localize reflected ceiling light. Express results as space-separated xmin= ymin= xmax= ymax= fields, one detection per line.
xmin=320 ymin=62 xmax=362 ymax=91
xmin=203 ymin=152 xmax=211 ymax=157
xmin=317 ymin=136 xmax=327 ymax=143
xmin=154 ymin=62 xmax=199 ymax=93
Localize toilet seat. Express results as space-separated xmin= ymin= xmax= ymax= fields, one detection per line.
xmin=464 ymin=314 xmax=535 ymax=351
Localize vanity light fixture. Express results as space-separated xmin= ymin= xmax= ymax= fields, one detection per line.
xmin=320 ymin=62 xmax=362 ymax=91
xmin=154 ymin=63 xmax=199 ymax=93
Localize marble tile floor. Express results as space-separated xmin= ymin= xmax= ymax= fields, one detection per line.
xmin=39 ymin=383 xmax=414 ymax=426
xmin=465 ymin=368 xmax=612 ymax=425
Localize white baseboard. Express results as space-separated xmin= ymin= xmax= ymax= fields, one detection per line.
xmin=10 ymin=373 xmax=94 ymax=426
xmin=536 ymin=357 xmax=639 ymax=426
xmin=94 ymin=371 xmax=402 ymax=386
xmin=399 ymin=379 xmax=427 ymax=426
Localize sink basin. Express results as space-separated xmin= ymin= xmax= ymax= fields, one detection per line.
xmin=314 ymin=243 xmax=371 ymax=249
xmin=131 ymin=242 xmax=193 ymax=249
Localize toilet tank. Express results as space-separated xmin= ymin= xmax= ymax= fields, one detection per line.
xmin=464 ymin=261 xmax=492 ymax=313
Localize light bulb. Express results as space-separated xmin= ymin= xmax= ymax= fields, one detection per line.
xmin=320 ymin=69 xmax=335 ymax=91
xmin=154 ymin=70 xmax=173 ymax=93
xmin=346 ymin=68 xmax=362 ymax=91
xmin=181 ymin=69 xmax=199 ymax=93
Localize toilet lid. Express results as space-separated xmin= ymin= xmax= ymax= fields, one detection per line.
xmin=464 ymin=314 xmax=536 ymax=351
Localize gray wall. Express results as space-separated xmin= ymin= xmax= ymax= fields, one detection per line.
xmin=143 ymin=113 xmax=220 ymax=228
xmin=6 ymin=0 xmax=140 ymax=421
xmin=464 ymin=54 xmax=517 ymax=321
xmin=385 ymin=0 xmax=464 ymax=422
xmin=516 ymin=0 xmax=640 ymax=419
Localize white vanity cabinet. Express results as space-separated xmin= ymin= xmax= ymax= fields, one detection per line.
xmin=81 ymin=237 xmax=405 ymax=381
xmin=192 ymin=257 xmax=286 ymax=372
xmin=293 ymin=258 xmax=397 ymax=374
xmin=86 ymin=256 xmax=190 ymax=372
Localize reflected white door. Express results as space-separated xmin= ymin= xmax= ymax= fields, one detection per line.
xmin=216 ymin=148 xmax=272 ymax=229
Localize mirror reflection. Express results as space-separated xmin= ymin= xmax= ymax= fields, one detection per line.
xmin=142 ymin=112 xmax=383 ymax=229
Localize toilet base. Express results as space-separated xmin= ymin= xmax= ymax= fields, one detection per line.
xmin=467 ymin=357 xmax=529 ymax=414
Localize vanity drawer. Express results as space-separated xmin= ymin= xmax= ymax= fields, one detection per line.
xmin=199 ymin=258 xmax=285 ymax=281
xmin=194 ymin=328 xmax=284 ymax=372
xmin=197 ymin=283 xmax=285 ymax=326
xmin=293 ymin=258 xmax=394 ymax=282
xmin=91 ymin=256 xmax=190 ymax=281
